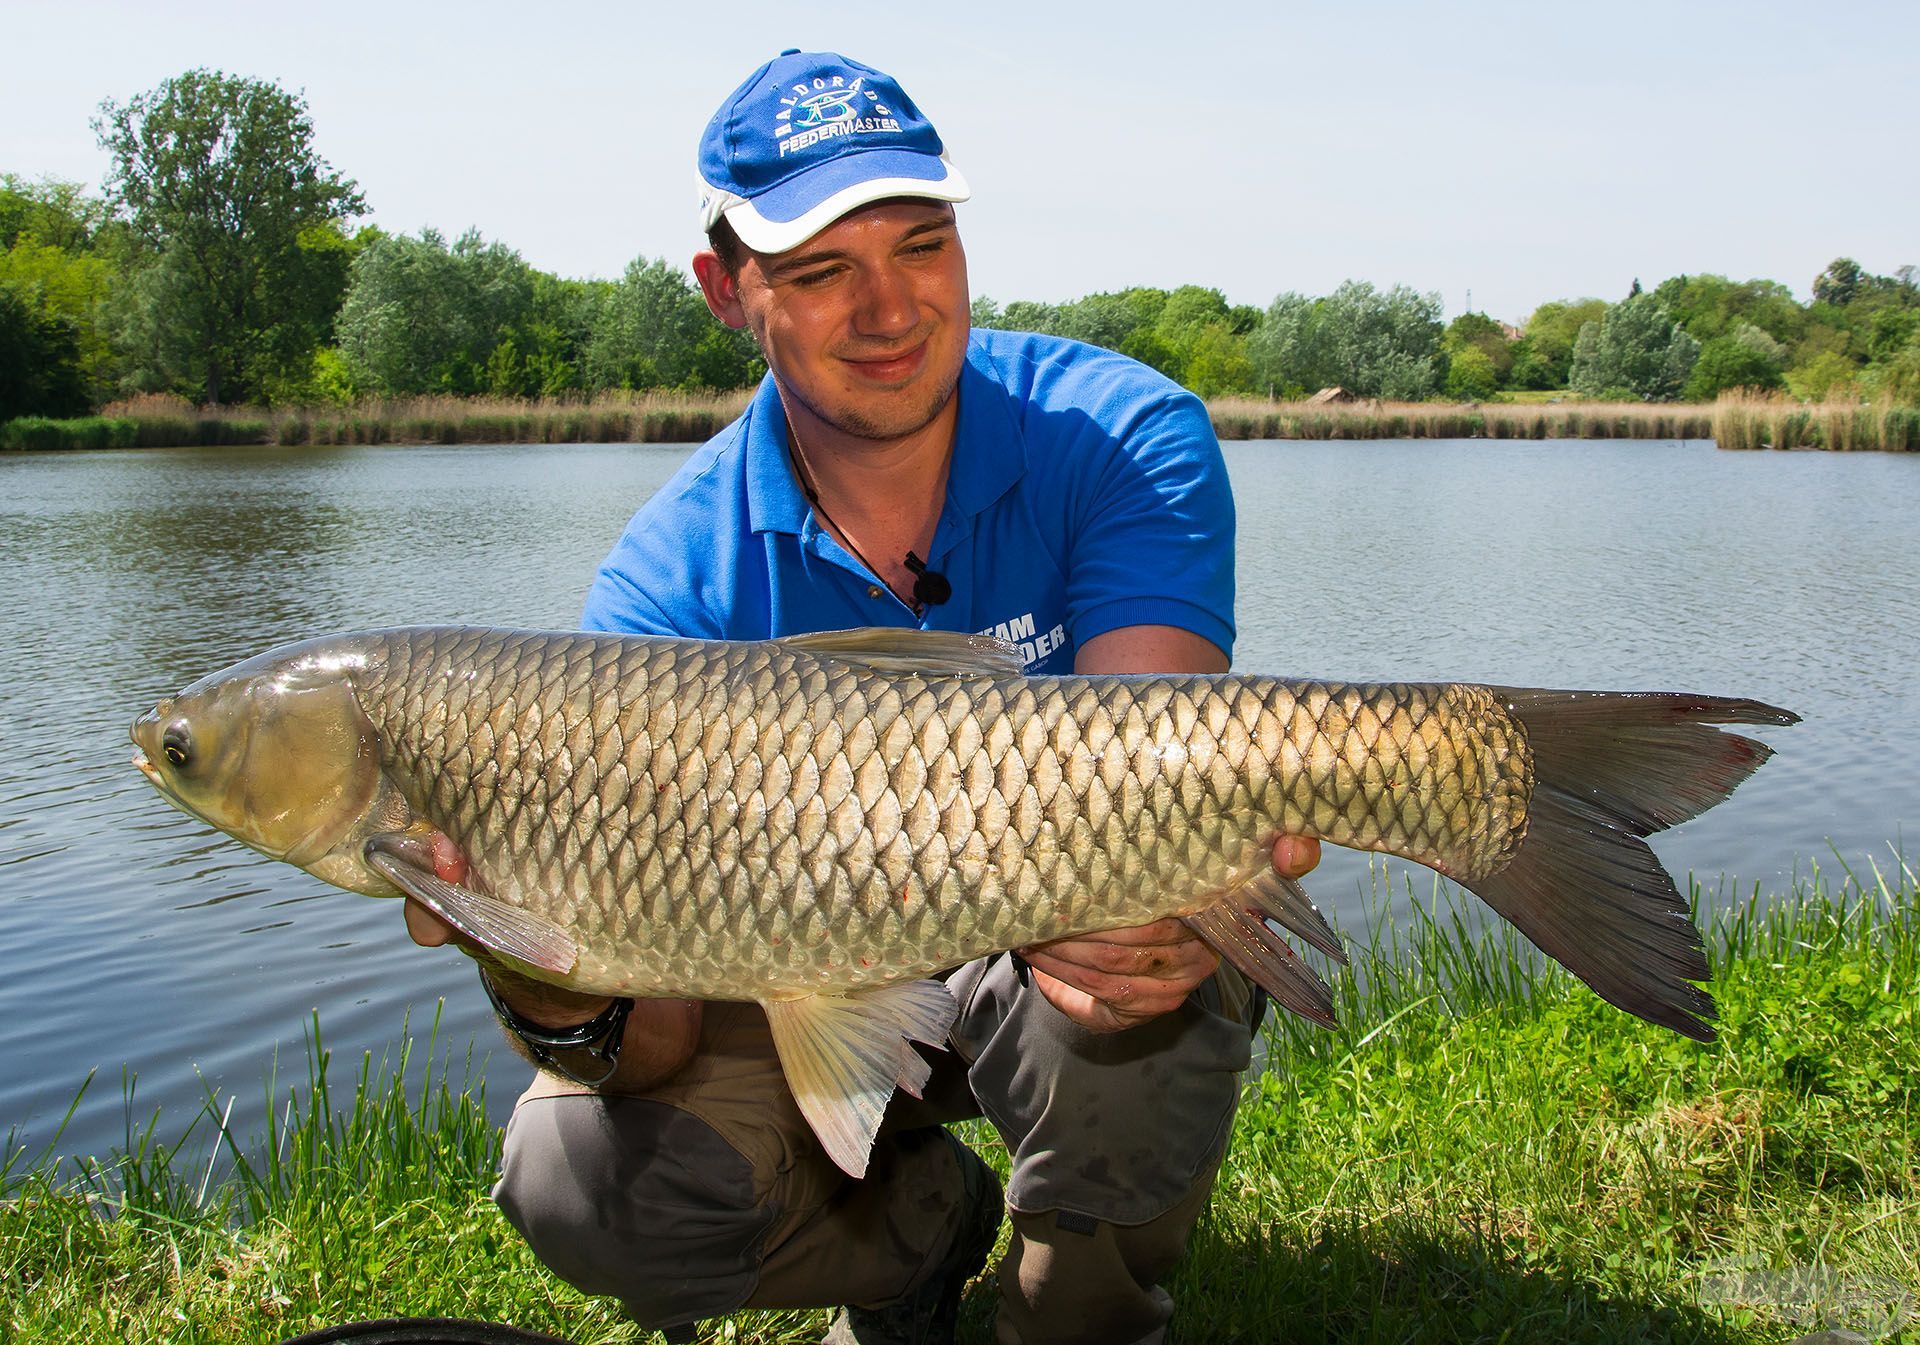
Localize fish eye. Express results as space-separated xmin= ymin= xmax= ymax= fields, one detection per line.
xmin=162 ymin=722 xmax=193 ymax=770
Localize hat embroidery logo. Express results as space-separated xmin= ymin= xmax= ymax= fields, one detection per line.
xmin=774 ymin=77 xmax=904 ymax=158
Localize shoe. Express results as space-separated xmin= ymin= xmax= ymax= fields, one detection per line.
xmin=823 ymin=1130 xmax=1003 ymax=1345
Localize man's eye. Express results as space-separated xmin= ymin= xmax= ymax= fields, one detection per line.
xmin=791 ymin=268 xmax=839 ymax=287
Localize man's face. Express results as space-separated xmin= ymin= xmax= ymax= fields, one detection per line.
xmin=694 ymin=200 xmax=970 ymax=443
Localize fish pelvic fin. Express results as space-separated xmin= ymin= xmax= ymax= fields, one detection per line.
xmin=1467 ymin=689 xmax=1799 ymax=1043
xmin=366 ymin=834 xmax=578 ymax=977
xmin=1227 ymin=868 xmax=1346 ymax=962
xmin=763 ymin=980 xmax=959 ymax=1179
xmin=1183 ymin=905 xmax=1337 ymax=1029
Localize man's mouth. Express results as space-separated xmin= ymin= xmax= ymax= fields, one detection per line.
xmin=842 ymin=339 xmax=929 ymax=382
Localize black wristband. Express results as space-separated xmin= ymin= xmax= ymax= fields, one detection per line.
xmin=480 ymin=967 xmax=633 ymax=1089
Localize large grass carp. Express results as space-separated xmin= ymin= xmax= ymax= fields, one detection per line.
xmin=132 ymin=626 xmax=1794 ymax=1174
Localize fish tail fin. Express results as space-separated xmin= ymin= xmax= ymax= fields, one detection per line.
xmin=1465 ymin=689 xmax=1798 ymax=1042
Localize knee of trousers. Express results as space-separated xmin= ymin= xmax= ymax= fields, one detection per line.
xmin=950 ymin=956 xmax=1255 ymax=1225
xmin=492 ymin=1091 xmax=780 ymax=1328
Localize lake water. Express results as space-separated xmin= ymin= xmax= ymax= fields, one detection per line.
xmin=2 ymin=438 xmax=1915 ymax=1162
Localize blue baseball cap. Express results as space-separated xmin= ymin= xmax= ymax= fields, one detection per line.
xmin=698 ymin=50 xmax=970 ymax=255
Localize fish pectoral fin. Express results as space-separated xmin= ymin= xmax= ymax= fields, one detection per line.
xmin=365 ymin=835 xmax=577 ymax=976
xmin=775 ymin=628 xmax=1025 ymax=677
xmin=1225 ymin=868 xmax=1346 ymax=962
xmin=1183 ymin=904 xmax=1337 ymax=1029
xmin=762 ymin=980 xmax=959 ymax=1179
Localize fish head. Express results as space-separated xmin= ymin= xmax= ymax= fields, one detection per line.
xmin=131 ymin=638 xmax=403 ymax=895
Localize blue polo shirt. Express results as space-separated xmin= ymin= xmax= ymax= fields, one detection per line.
xmin=580 ymin=328 xmax=1235 ymax=671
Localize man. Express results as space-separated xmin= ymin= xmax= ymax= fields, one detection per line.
xmin=407 ymin=50 xmax=1320 ymax=1345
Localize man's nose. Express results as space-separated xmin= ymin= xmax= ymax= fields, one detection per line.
xmin=854 ymin=263 xmax=920 ymax=337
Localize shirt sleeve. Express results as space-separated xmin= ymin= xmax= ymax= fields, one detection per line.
xmin=580 ymin=539 xmax=681 ymax=635
xmin=1061 ymin=387 xmax=1236 ymax=659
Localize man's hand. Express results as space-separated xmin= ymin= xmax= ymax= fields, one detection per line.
xmin=1021 ymin=832 xmax=1322 ymax=1032
xmin=400 ymin=850 xmax=702 ymax=1091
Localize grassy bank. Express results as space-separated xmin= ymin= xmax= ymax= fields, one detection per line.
xmin=5 ymin=860 xmax=1913 ymax=1343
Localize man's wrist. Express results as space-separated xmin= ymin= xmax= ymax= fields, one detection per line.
xmin=480 ymin=966 xmax=632 ymax=1088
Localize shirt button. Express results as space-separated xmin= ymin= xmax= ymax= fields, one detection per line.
xmin=868 ymin=585 xmax=883 ymax=599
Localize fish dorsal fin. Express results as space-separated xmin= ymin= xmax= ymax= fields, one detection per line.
xmin=762 ymin=980 xmax=959 ymax=1178
xmin=366 ymin=837 xmax=578 ymax=976
xmin=776 ymin=628 xmax=1025 ymax=677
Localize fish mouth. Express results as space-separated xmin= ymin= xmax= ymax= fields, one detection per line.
xmin=132 ymin=747 xmax=160 ymax=784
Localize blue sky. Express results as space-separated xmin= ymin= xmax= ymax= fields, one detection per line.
xmin=4 ymin=0 xmax=1914 ymax=323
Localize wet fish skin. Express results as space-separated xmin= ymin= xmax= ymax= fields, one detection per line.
xmin=133 ymin=624 xmax=1796 ymax=1174
xmin=328 ymin=631 xmax=1520 ymax=990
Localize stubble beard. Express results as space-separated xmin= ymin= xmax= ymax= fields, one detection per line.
xmin=788 ymin=358 xmax=964 ymax=444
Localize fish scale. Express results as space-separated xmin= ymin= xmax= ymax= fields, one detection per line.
xmin=338 ymin=628 xmax=1534 ymax=999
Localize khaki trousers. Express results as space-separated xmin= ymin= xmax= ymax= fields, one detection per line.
xmin=493 ymin=954 xmax=1256 ymax=1344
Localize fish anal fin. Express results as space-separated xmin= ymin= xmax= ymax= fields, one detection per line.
xmin=763 ymin=980 xmax=959 ymax=1178
xmin=776 ymin=628 xmax=1024 ymax=677
xmin=365 ymin=834 xmax=577 ymax=977
xmin=1226 ymin=868 xmax=1345 ymax=962
xmin=1183 ymin=905 xmax=1337 ymax=1029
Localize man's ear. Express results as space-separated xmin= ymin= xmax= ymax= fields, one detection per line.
xmin=692 ymin=251 xmax=748 ymax=329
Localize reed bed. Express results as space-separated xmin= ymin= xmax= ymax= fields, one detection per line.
xmin=5 ymin=858 xmax=1914 ymax=1343
xmin=0 ymin=390 xmax=754 ymax=452
xmin=8 ymin=391 xmax=1914 ymax=453
xmin=1206 ymin=397 xmax=1717 ymax=443
xmin=1711 ymin=392 xmax=1920 ymax=452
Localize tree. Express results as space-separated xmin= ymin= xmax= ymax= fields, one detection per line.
xmin=1813 ymin=257 xmax=1864 ymax=308
xmin=0 ymin=237 xmax=116 ymax=402
xmin=0 ymin=287 xmax=89 ymax=419
xmin=1517 ymin=299 xmax=1607 ymax=388
xmin=1683 ymin=323 xmax=1787 ymax=399
xmin=0 ymin=175 xmax=112 ymax=252
xmin=95 ymin=69 xmax=365 ymax=403
xmin=1653 ymin=274 xmax=1804 ymax=347
xmin=1568 ymin=294 xmax=1699 ymax=400
xmin=1442 ymin=312 xmax=1515 ymax=385
xmin=581 ymin=258 xmax=712 ymax=390
xmin=1248 ymin=282 xmax=1443 ymax=399
xmin=336 ymin=229 xmax=535 ymax=395
xmin=1443 ymin=346 xmax=1499 ymax=401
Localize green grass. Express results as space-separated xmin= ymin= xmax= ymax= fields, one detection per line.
xmin=4 ymin=860 xmax=1915 ymax=1343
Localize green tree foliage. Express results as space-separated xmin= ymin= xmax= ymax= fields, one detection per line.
xmin=1248 ymin=282 xmax=1443 ymax=399
xmin=1683 ymin=322 xmax=1788 ymax=399
xmin=970 ymin=285 xmax=1256 ymax=395
xmin=0 ymin=286 xmax=90 ymax=418
xmin=582 ymin=257 xmax=757 ymax=391
xmin=1813 ymin=257 xmax=1864 ymax=308
xmin=0 ymin=236 xmax=116 ymax=403
xmin=336 ymin=229 xmax=536 ymax=395
xmin=1652 ymin=274 xmax=1804 ymax=346
xmin=1443 ymin=347 xmax=1499 ymax=401
xmin=1513 ymin=300 xmax=1607 ymax=390
xmin=1441 ymin=312 xmax=1515 ymax=390
xmin=1786 ymin=350 xmax=1859 ymax=401
xmin=0 ymin=175 xmax=113 ymax=252
xmin=95 ymin=69 xmax=365 ymax=403
xmin=1568 ymin=295 xmax=1699 ymax=400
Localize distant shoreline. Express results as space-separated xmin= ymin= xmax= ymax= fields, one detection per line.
xmin=2 ymin=392 xmax=1913 ymax=452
